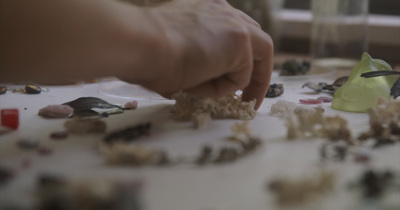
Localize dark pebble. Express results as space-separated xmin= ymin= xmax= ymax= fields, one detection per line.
xmin=50 ymin=131 xmax=69 ymax=140
xmin=25 ymin=85 xmax=41 ymax=94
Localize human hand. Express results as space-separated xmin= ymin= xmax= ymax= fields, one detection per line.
xmin=142 ymin=0 xmax=273 ymax=110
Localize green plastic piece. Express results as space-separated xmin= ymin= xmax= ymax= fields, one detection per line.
xmin=332 ymin=52 xmax=396 ymax=112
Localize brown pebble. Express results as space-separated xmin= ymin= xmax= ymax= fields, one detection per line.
xmin=50 ymin=131 xmax=68 ymax=140
xmin=38 ymin=105 xmax=74 ymax=118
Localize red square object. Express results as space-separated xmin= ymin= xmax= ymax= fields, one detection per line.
xmin=1 ymin=109 xmax=19 ymax=130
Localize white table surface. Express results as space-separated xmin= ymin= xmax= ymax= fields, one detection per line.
xmin=0 ymin=77 xmax=399 ymax=210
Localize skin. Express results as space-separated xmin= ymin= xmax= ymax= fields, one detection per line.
xmin=0 ymin=0 xmax=273 ymax=110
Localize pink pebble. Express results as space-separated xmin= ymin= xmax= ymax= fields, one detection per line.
xmin=38 ymin=147 xmax=53 ymax=156
xmin=299 ymin=98 xmax=323 ymax=105
xmin=124 ymin=101 xmax=138 ymax=110
xmin=317 ymin=96 xmax=332 ymax=103
xmin=38 ymin=105 xmax=74 ymax=118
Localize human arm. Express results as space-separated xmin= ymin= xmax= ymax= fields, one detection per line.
xmin=0 ymin=0 xmax=273 ymax=109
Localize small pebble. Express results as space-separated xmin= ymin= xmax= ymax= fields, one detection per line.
xmin=50 ymin=131 xmax=68 ymax=140
xmin=124 ymin=101 xmax=138 ymax=110
xmin=38 ymin=105 xmax=74 ymax=118
xmin=38 ymin=147 xmax=53 ymax=156
xmin=317 ymin=96 xmax=332 ymax=103
xmin=299 ymin=98 xmax=323 ymax=105
xmin=17 ymin=139 xmax=40 ymax=149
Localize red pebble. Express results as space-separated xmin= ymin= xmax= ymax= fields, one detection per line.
xmin=1 ymin=109 xmax=19 ymax=130
xmin=299 ymin=98 xmax=323 ymax=105
xmin=317 ymin=96 xmax=332 ymax=103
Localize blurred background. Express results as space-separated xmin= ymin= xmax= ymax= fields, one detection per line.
xmin=228 ymin=0 xmax=399 ymax=66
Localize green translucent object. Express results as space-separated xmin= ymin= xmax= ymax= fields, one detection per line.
xmin=332 ymin=52 xmax=396 ymax=112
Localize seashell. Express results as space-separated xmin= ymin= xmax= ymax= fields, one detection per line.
xmin=265 ymin=83 xmax=284 ymax=98
xmin=302 ymin=82 xmax=324 ymax=92
xmin=63 ymin=97 xmax=122 ymax=112
xmin=0 ymin=86 xmax=7 ymax=95
xmin=25 ymin=85 xmax=41 ymax=94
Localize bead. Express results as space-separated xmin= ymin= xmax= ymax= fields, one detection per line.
xmin=1 ymin=109 xmax=19 ymax=130
xmin=299 ymin=98 xmax=323 ymax=105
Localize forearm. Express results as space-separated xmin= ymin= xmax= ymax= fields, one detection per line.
xmin=0 ymin=0 xmax=173 ymax=85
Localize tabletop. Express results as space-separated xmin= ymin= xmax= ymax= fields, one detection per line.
xmin=0 ymin=74 xmax=399 ymax=210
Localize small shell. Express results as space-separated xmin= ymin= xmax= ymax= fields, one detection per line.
xmin=0 ymin=86 xmax=7 ymax=95
xmin=25 ymin=85 xmax=41 ymax=94
xmin=332 ymin=76 xmax=349 ymax=86
xmin=266 ymin=83 xmax=284 ymax=98
xmin=302 ymin=82 xmax=324 ymax=92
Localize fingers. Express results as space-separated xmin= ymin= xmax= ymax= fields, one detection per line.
xmin=242 ymin=54 xmax=273 ymax=110
xmin=241 ymin=25 xmax=273 ymax=110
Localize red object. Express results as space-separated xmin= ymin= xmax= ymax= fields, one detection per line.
xmin=317 ymin=96 xmax=332 ymax=103
xmin=1 ymin=109 xmax=19 ymax=130
xmin=299 ymin=98 xmax=323 ymax=105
